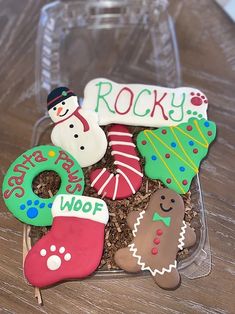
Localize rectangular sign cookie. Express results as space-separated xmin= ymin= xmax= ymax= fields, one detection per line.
xmin=83 ymin=78 xmax=208 ymax=127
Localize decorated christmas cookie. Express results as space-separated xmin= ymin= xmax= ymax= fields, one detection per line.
xmin=48 ymin=87 xmax=107 ymax=167
xmin=2 ymin=146 xmax=84 ymax=226
xmin=83 ymin=78 xmax=208 ymax=127
xmin=24 ymin=194 xmax=109 ymax=288
xmin=90 ymin=125 xmax=143 ymax=200
xmin=137 ymin=118 xmax=216 ymax=194
xmin=115 ymin=188 xmax=196 ymax=290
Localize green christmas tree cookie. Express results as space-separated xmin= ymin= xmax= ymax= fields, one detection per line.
xmin=136 ymin=118 xmax=216 ymax=194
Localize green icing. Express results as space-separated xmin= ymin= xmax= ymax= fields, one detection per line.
xmin=169 ymin=92 xmax=186 ymax=122
xmin=2 ymin=145 xmax=84 ymax=226
xmin=133 ymin=89 xmax=151 ymax=117
xmin=136 ymin=118 xmax=216 ymax=194
xmin=95 ymin=81 xmax=115 ymax=113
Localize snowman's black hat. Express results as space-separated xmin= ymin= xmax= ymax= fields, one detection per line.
xmin=47 ymin=87 xmax=76 ymax=110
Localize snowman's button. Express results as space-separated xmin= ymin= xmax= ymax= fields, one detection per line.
xmin=74 ymin=134 xmax=78 ymax=138
xmin=80 ymin=146 xmax=85 ymax=150
xmin=69 ymin=124 xmax=74 ymax=128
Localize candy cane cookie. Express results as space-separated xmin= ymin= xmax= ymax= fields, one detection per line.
xmin=89 ymin=125 xmax=143 ymax=200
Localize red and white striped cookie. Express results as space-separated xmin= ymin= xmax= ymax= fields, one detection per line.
xmin=89 ymin=125 xmax=143 ymax=200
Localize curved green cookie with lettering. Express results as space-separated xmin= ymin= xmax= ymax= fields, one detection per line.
xmin=137 ymin=118 xmax=216 ymax=194
xmin=2 ymin=145 xmax=84 ymax=226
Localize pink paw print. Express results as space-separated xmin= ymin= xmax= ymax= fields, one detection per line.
xmin=190 ymin=92 xmax=208 ymax=106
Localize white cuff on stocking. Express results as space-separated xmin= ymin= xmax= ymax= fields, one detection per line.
xmin=52 ymin=194 xmax=109 ymax=225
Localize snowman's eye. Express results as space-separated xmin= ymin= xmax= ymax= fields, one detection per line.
xmin=53 ymin=107 xmax=57 ymax=111
xmin=62 ymin=101 xmax=65 ymax=105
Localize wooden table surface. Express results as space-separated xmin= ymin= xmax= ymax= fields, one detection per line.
xmin=0 ymin=0 xmax=234 ymax=313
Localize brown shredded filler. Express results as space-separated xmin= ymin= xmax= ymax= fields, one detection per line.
xmin=30 ymin=127 xmax=201 ymax=270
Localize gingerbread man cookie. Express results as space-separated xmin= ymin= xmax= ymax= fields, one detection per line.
xmin=115 ymin=188 xmax=196 ymax=290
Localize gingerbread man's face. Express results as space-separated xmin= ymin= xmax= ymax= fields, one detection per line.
xmin=150 ymin=188 xmax=185 ymax=224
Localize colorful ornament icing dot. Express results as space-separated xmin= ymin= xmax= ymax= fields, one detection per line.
xmin=182 ymin=180 xmax=188 ymax=185
xmin=27 ymin=200 xmax=32 ymax=206
xmin=187 ymin=110 xmax=192 ymax=114
xmin=193 ymin=111 xmax=197 ymax=115
xmin=189 ymin=140 xmax=194 ymax=146
xmin=151 ymin=247 xmax=158 ymax=255
xmin=190 ymin=92 xmax=194 ymax=96
xmin=166 ymin=178 xmax=172 ymax=184
xmin=151 ymin=155 xmax=157 ymax=161
xmin=171 ymin=142 xmax=176 ymax=148
xmin=165 ymin=154 xmax=170 ymax=159
xmin=179 ymin=166 xmax=185 ymax=172
xmin=153 ymin=238 xmax=160 ymax=245
xmin=48 ymin=150 xmax=56 ymax=157
xmin=198 ymin=114 xmax=203 ymax=118
xmin=156 ymin=229 xmax=163 ymax=236
xmin=204 ymin=121 xmax=210 ymax=127
xmin=142 ymin=140 xmax=147 ymax=145
xmin=193 ymin=148 xmax=198 ymax=154
xmin=208 ymin=131 xmax=212 ymax=136
xmin=162 ymin=129 xmax=167 ymax=134
xmin=20 ymin=204 xmax=25 ymax=210
xmin=48 ymin=203 xmax=52 ymax=208
xmin=187 ymin=125 xmax=192 ymax=131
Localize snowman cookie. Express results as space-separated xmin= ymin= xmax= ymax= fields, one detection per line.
xmin=48 ymin=87 xmax=107 ymax=167
xmin=114 ymin=188 xmax=196 ymax=290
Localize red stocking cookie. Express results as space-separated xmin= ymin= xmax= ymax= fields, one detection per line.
xmin=90 ymin=125 xmax=143 ymax=200
xmin=115 ymin=188 xmax=196 ymax=290
xmin=24 ymin=194 xmax=108 ymax=288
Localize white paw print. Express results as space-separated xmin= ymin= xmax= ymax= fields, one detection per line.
xmin=40 ymin=245 xmax=72 ymax=271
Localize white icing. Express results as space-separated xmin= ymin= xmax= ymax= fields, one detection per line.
xmin=48 ymin=96 xmax=79 ymax=123
xmin=83 ymin=78 xmax=208 ymax=127
xmin=116 ymin=168 xmax=135 ymax=194
xmin=112 ymin=174 xmax=119 ymax=200
xmin=132 ymin=210 xmax=145 ymax=237
xmin=109 ymin=141 xmax=135 ymax=147
xmin=47 ymin=255 xmax=61 ymax=271
xmin=40 ymin=249 xmax=46 ymax=256
xmin=52 ymin=194 xmax=109 ymax=224
xmin=59 ymin=247 xmax=65 ymax=254
xmin=114 ymin=160 xmax=143 ymax=177
xmin=50 ymin=105 xmax=107 ymax=167
xmin=50 ymin=245 xmax=56 ymax=252
xmin=90 ymin=168 xmax=107 ymax=187
xmin=178 ymin=220 xmax=187 ymax=250
xmin=97 ymin=173 xmax=114 ymax=195
xmin=111 ymin=150 xmax=140 ymax=160
xmin=64 ymin=253 xmax=71 ymax=261
xmin=107 ymin=131 xmax=133 ymax=137
xmin=130 ymin=215 xmax=187 ymax=276
xmin=129 ymin=243 xmax=177 ymax=276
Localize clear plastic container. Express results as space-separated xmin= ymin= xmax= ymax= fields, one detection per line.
xmin=32 ymin=0 xmax=211 ymax=280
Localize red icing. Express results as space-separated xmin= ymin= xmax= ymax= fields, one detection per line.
xmin=151 ymin=247 xmax=158 ymax=255
xmin=24 ymin=217 xmax=105 ymax=288
xmin=193 ymin=148 xmax=198 ymax=154
xmin=142 ymin=140 xmax=147 ymax=145
xmin=208 ymin=131 xmax=212 ymax=136
xmin=165 ymin=153 xmax=170 ymax=159
xmin=162 ymin=129 xmax=167 ymax=134
xmin=166 ymin=178 xmax=171 ymax=184
xmin=190 ymin=93 xmax=208 ymax=106
xmin=156 ymin=229 xmax=163 ymax=236
xmin=89 ymin=125 xmax=143 ymax=200
xmin=153 ymin=238 xmax=160 ymax=245
xmin=182 ymin=180 xmax=188 ymax=185
xmin=187 ymin=125 xmax=193 ymax=131
xmin=114 ymin=87 xmax=134 ymax=115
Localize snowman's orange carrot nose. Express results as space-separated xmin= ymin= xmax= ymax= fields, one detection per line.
xmin=57 ymin=107 xmax=63 ymax=116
